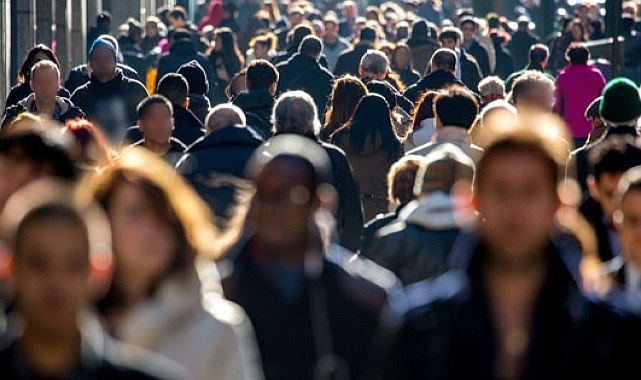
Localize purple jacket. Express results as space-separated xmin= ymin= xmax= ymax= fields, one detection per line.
xmin=554 ymin=64 xmax=606 ymax=138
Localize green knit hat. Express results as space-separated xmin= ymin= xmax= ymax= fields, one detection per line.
xmin=599 ymin=77 xmax=641 ymax=127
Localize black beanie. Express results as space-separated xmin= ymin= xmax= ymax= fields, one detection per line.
xmin=177 ymin=60 xmax=209 ymax=95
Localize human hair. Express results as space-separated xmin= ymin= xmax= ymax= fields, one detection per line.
xmin=323 ymin=75 xmax=368 ymax=139
xmin=299 ymin=35 xmax=323 ymax=57
xmin=408 ymin=90 xmax=438 ymax=139
xmin=137 ymin=94 xmax=174 ymax=120
xmin=569 ymin=18 xmax=587 ymax=41
xmin=157 ymin=73 xmax=189 ymax=105
xmin=478 ymin=76 xmax=505 ymax=98
xmin=246 ymin=59 xmax=278 ymax=90
xmin=477 ymin=133 xmax=560 ymax=191
xmin=168 ymin=6 xmax=188 ymax=20
xmin=486 ymin=12 xmax=500 ymax=29
xmin=272 ymin=91 xmax=321 ymax=137
xmin=430 ymin=48 xmax=457 ymax=72
xmin=511 ymin=71 xmax=555 ymax=105
xmin=614 ymin=166 xmax=641 ymax=209
xmin=566 ymin=42 xmax=590 ymax=64
xmin=287 ymin=24 xmax=314 ymax=50
xmin=387 ymin=155 xmax=423 ymax=206
xmin=96 ymin=11 xmax=112 ymax=27
xmin=529 ymin=43 xmax=549 ymax=64
xmin=29 ymin=60 xmax=60 ymax=82
xmin=360 ymin=49 xmax=389 ymax=75
xmin=588 ymin=135 xmax=641 ymax=181
xmin=17 ymin=44 xmax=60 ymax=83
xmin=249 ymin=33 xmax=276 ymax=51
xmin=334 ymin=93 xmax=400 ymax=160
xmin=415 ymin=143 xmax=476 ymax=195
xmin=63 ymin=119 xmax=114 ymax=169
xmin=205 ymin=103 xmax=246 ymax=130
xmin=391 ymin=43 xmax=415 ymax=71
xmin=210 ymin=27 xmax=245 ymax=77
xmin=439 ymin=26 xmax=462 ymax=43
xmin=79 ymin=147 xmax=229 ymax=310
xmin=225 ymin=69 xmax=247 ymax=100
xmin=434 ymin=87 xmax=479 ymax=130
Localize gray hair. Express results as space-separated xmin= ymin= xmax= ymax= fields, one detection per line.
xmin=205 ymin=103 xmax=246 ymax=131
xmin=272 ymin=91 xmax=321 ymax=137
xmin=360 ymin=49 xmax=389 ymax=75
xmin=30 ymin=60 xmax=60 ymax=82
xmin=478 ymin=76 xmax=505 ymax=98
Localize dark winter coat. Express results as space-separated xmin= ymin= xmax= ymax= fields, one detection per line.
xmin=277 ymin=54 xmax=334 ymax=117
xmin=1 ymin=94 xmax=85 ymax=131
xmin=221 ymin=240 xmax=397 ymax=380
xmin=175 ymin=124 xmax=263 ymax=223
xmin=386 ymin=241 xmax=641 ymax=379
xmin=333 ymin=43 xmax=372 ymax=77
xmin=155 ymin=40 xmax=214 ymax=89
xmin=403 ymin=70 xmax=466 ymax=104
xmin=65 ymin=63 xmax=142 ymax=94
xmin=71 ymin=70 xmax=149 ymax=144
xmin=3 ymin=82 xmax=70 ymax=113
xmin=232 ymin=89 xmax=275 ymax=138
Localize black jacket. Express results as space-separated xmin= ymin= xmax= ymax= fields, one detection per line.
xmin=277 ymin=54 xmax=334 ymax=117
xmin=386 ymin=241 xmax=641 ymax=379
xmin=155 ymin=41 xmax=214 ymax=90
xmin=465 ymin=40 xmax=491 ymax=77
xmin=0 ymin=318 xmax=190 ymax=380
xmin=3 ymin=83 xmax=70 ymax=113
xmin=508 ymin=30 xmax=540 ymax=71
xmin=579 ymin=195 xmax=616 ymax=262
xmin=122 ymin=105 xmax=203 ymax=147
xmin=221 ymin=240 xmax=396 ymax=380
xmin=1 ymin=94 xmax=85 ymax=131
xmin=71 ymin=70 xmax=149 ymax=144
xmin=403 ymin=70 xmax=466 ymax=104
xmin=232 ymin=89 xmax=275 ymax=138
xmin=65 ymin=63 xmax=142 ymax=94
xmin=459 ymin=50 xmax=482 ymax=93
xmin=176 ymin=124 xmax=263 ymax=223
xmin=333 ymin=43 xmax=371 ymax=77
xmin=186 ymin=93 xmax=210 ymax=125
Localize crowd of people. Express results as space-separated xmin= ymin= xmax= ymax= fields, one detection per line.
xmin=3 ymin=0 xmax=641 ymax=379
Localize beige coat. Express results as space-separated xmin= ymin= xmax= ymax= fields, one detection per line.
xmin=116 ymin=261 xmax=264 ymax=380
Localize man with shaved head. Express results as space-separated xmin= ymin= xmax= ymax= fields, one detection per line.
xmin=176 ymin=103 xmax=263 ymax=225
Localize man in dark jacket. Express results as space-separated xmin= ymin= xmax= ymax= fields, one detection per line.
xmin=66 ymin=34 xmax=142 ymax=94
xmin=1 ymin=61 xmax=84 ymax=131
xmin=232 ymin=59 xmax=278 ymax=138
xmin=271 ymin=91 xmax=363 ymax=252
xmin=404 ymin=48 xmax=466 ymax=104
xmin=71 ymin=38 xmax=149 ymax=145
xmin=124 ymin=73 xmax=204 ymax=147
xmin=438 ymin=27 xmax=482 ymax=92
xmin=155 ymin=29 xmax=214 ymax=91
xmin=505 ymin=43 xmax=554 ymax=92
xmin=176 ymin=60 xmax=211 ymax=124
xmin=460 ymin=17 xmax=491 ymax=77
xmin=276 ymin=36 xmax=334 ymax=118
xmin=385 ymin=127 xmax=641 ymax=380
xmin=507 ymin=16 xmax=540 ymax=71
xmin=334 ymin=26 xmax=378 ymax=77
xmin=221 ymin=134 xmax=398 ymax=380
xmin=366 ymin=144 xmax=475 ymax=286
xmin=0 ymin=182 xmax=190 ymax=380
xmin=176 ymin=104 xmax=263 ymax=225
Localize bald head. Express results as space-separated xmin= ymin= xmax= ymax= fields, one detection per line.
xmin=205 ymin=104 xmax=246 ymax=132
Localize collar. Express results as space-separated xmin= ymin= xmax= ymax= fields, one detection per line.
xmin=434 ymin=126 xmax=470 ymax=143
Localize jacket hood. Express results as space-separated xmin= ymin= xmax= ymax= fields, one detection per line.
xmin=400 ymin=193 xmax=464 ymax=230
xmin=17 ymin=93 xmax=76 ymax=115
xmin=170 ymin=39 xmax=198 ymax=56
xmin=232 ymin=89 xmax=274 ymax=110
xmin=89 ymin=69 xmax=125 ymax=89
xmin=187 ymin=124 xmax=264 ymax=152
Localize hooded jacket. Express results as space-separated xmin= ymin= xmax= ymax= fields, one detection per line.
xmin=232 ymin=89 xmax=275 ymax=138
xmin=71 ymin=70 xmax=149 ymax=144
xmin=1 ymin=94 xmax=85 ymax=131
xmin=176 ymin=124 xmax=264 ymax=223
xmin=365 ymin=194 xmax=474 ymax=286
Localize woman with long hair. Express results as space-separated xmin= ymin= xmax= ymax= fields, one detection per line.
xmin=3 ymin=45 xmax=71 ymax=112
xmin=330 ymin=93 xmax=402 ymax=221
xmin=208 ymin=28 xmax=245 ymax=104
xmin=321 ymin=75 xmax=368 ymax=142
xmin=78 ymin=147 xmax=261 ymax=380
xmin=403 ymin=90 xmax=438 ymax=152
xmin=391 ymin=43 xmax=421 ymax=88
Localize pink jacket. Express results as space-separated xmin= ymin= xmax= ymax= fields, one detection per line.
xmin=554 ymin=64 xmax=606 ymax=138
